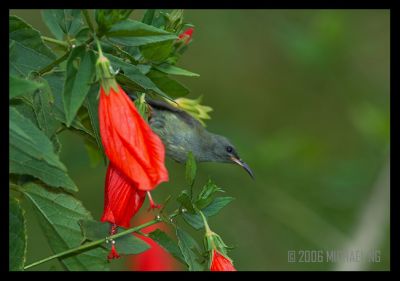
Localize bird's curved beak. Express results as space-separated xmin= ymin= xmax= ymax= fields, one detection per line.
xmin=231 ymin=157 xmax=254 ymax=179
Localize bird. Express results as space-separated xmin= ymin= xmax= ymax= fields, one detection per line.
xmin=129 ymin=94 xmax=254 ymax=179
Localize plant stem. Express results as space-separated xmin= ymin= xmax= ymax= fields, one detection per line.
xmin=41 ymin=36 xmax=69 ymax=49
xmin=37 ymin=38 xmax=94 ymax=76
xmin=83 ymin=10 xmax=95 ymax=34
xmin=37 ymin=51 xmax=71 ymax=76
xmin=23 ymin=218 xmax=161 ymax=270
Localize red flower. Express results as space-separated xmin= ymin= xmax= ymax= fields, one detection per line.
xmin=100 ymin=163 xmax=146 ymax=228
xmin=210 ymin=250 xmax=237 ymax=271
xmin=99 ymin=84 xmax=169 ymax=191
xmin=178 ymin=28 xmax=194 ymax=44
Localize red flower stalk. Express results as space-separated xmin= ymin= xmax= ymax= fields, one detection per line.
xmin=101 ymin=163 xmax=146 ymax=228
xmin=210 ymin=250 xmax=237 ymax=271
xmin=178 ymin=27 xmax=194 ymax=44
xmin=99 ymin=84 xmax=169 ymax=192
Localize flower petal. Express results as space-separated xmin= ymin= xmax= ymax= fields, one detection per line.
xmin=101 ymin=163 xmax=146 ymax=228
xmin=99 ymin=85 xmax=169 ymax=191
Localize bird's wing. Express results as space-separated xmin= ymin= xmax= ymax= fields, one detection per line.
xmin=128 ymin=92 xmax=201 ymax=127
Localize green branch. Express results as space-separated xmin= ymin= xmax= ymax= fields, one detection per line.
xmin=23 ymin=218 xmax=161 ymax=270
xmin=37 ymin=51 xmax=71 ymax=76
xmin=41 ymin=36 xmax=69 ymax=49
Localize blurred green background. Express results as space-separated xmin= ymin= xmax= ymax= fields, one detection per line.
xmin=11 ymin=9 xmax=390 ymax=271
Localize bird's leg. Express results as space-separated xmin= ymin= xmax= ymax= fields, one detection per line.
xmin=147 ymin=191 xmax=161 ymax=211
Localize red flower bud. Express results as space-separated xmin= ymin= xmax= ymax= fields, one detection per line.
xmin=107 ymin=244 xmax=120 ymax=260
xmin=210 ymin=250 xmax=237 ymax=271
xmin=99 ymin=84 xmax=169 ymax=191
xmin=178 ymin=28 xmax=194 ymax=44
xmin=101 ymin=163 xmax=146 ymax=228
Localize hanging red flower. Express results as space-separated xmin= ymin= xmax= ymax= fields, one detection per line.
xmin=98 ymin=84 xmax=169 ymax=192
xmin=210 ymin=250 xmax=237 ymax=271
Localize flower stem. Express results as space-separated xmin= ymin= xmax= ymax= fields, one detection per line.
xmin=23 ymin=218 xmax=161 ymax=270
xmin=41 ymin=36 xmax=69 ymax=49
xmin=37 ymin=51 xmax=71 ymax=76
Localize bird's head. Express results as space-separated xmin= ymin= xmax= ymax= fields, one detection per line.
xmin=208 ymin=134 xmax=254 ymax=179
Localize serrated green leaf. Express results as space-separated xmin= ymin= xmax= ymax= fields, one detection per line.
xmin=147 ymin=70 xmax=190 ymax=98
xmin=63 ymin=46 xmax=96 ymax=126
xmin=177 ymin=190 xmax=195 ymax=213
xmin=185 ymin=151 xmax=197 ymax=187
xmin=23 ymin=183 xmax=109 ymax=271
xmin=9 ymin=16 xmax=56 ymax=77
xmin=44 ymin=70 xmax=93 ymax=136
xmin=9 ymin=75 xmax=44 ymax=100
xmin=195 ymin=180 xmax=223 ymax=210
xmin=9 ymin=107 xmax=77 ymax=192
xmin=183 ymin=197 xmax=235 ymax=230
xmin=154 ymin=63 xmax=200 ymax=77
xmin=85 ymin=83 xmax=104 ymax=153
xmin=41 ymin=10 xmax=84 ymax=40
xmin=32 ymin=78 xmax=61 ymax=138
xmin=9 ymin=196 xmax=27 ymax=271
xmin=79 ymin=219 xmax=110 ymax=242
xmin=106 ymin=19 xmax=177 ymax=47
xmin=202 ymin=197 xmax=235 ymax=217
xmin=148 ymin=229 xmax=186 ymax=264
xmin=140 ymin=40 xmax=174 ymax=62
xmin=176 ymin=226 xmax=203 ymax=271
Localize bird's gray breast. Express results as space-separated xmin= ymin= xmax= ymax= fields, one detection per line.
xmin=149 ymin=108 xmax=202 ymax=163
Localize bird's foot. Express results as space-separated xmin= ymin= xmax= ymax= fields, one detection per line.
xmin=147 ymin=191 xmax=162 ymax=211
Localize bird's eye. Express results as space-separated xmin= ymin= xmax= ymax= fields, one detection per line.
xmin=226 ymin=146 xmax=233 ymax=153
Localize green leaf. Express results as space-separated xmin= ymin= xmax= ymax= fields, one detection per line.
xmin=9 ymin=75 xmax=44 ymax=100
xmin=85 ymin=83 xmax=104 ymax=151
xmin=185 ymin=151 xmax=197 ymax=187
xmin=9 ymin=107 xmax=77 ymax=192
xmin=44 ymin=70 xmax=93 ymax=135
xmin=32 ymin=78 xmax=61 ymax=138
xmin=95 ymin=9 xmax=133 ymax=34
xmin=148 ymin=229 xmax=186 ymax=264
xmin=140 ymin=40 xmax=174 ymax=62
xmin=63 ymin=46 xmax=96 ymax=127
xmin=23 ymin=183 xmax=109 ymax=271
xmin=112 ymin=233 xmax=150 ymax=255
xmin=79 ymin=219 xmax=110 ymax=242
xmin=183 ymin=197 xmax=235 ymax=230
xmin=195 ymin=180 xmax=223 ymax=210
xmin=105 ymin=53 xmax=168 ymax=99
xmin=154 ymin=63 xmax=200 ymax=77
xmin=9 ymin=16 xmax=56 ymax=77
xmin=106 ymin=19 xmax=177 ymax=47
xmin=147 ymin=70 xmax=190 ymax=98
xmin=9 ymin=196 xmax=27 ymax=271
xmin=41 ymin=10 xmax=84 ymax=40
xmin=177 ymin=190 xmax=196 ymax=213
xmin=142 ymin=9 xmax=156 ymax=25
xmin=176 ymin=226 xmax=203 ymax=271
xmin=202 ymin=197 xmax=235 ymax=217
xmin=134 ymin=93 xmax=148 ymax=120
